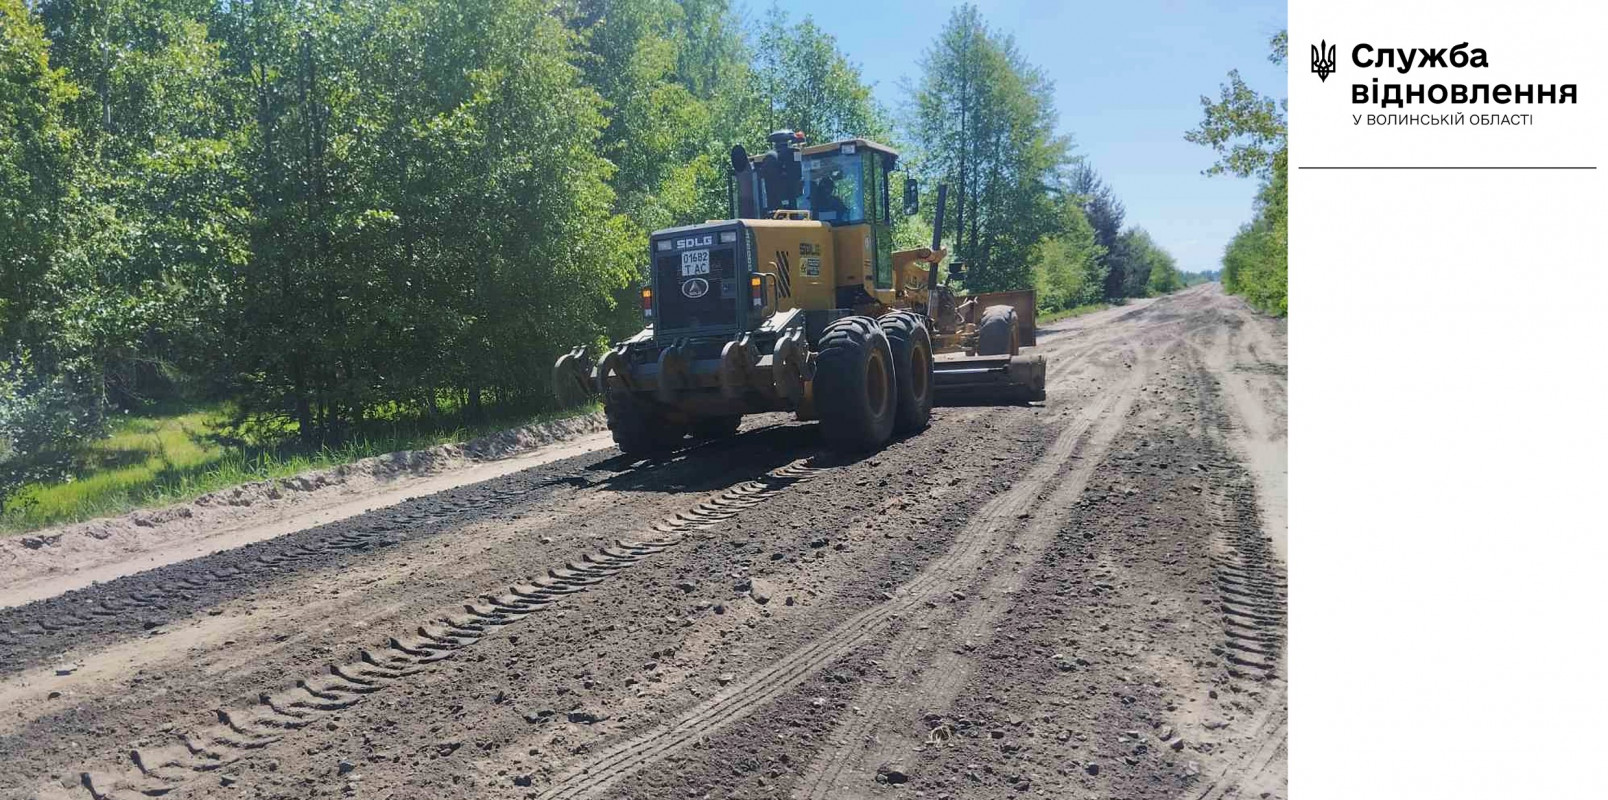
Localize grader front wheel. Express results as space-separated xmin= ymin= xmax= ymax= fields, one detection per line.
xmin=977 ymin=304 xmax=1020 ymax=356
xmin=604 ymin=388 xmax=687 ymax=456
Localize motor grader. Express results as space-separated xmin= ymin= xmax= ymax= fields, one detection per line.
xmin=553 ymin=130 xmax=1047 ymax=455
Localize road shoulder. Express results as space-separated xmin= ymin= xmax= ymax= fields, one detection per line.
xmin=0 ymin=413 xmax=609 ymax=609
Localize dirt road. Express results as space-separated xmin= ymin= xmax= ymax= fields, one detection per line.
xmin=0 ymin=284 xmax=1287 ymax=800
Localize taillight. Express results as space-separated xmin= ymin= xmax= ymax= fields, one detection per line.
xmin=750 ymin=275 xmax=763 ymax=309
xmin=641 ymin=287 xmax=653 ymax=320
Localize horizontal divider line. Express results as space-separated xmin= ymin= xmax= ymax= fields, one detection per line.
xmin=1298 ymin=165 xmax=1596 ymax=170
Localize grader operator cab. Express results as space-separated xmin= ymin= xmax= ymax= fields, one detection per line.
xmin=554 ymin=130 xmax=1047 ymax=455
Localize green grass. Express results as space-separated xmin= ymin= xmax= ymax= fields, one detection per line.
xmin=1036 ymin=303 xmax=1111 ymax=325
xmin=0 ymin=401 xmax=599 ymax=536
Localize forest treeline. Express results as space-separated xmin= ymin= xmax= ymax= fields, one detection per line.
xmin=1 ymin=0 xmax=1179 ymax=482
xmin=1188 ymin=30 xmax=1287 ymax=316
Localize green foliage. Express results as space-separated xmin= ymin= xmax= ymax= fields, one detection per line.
xmin=1107 ymin=227 xmax=1179 ymax=297
xmin=0 ymin=0 xmax=107 ymax=493
xmin=212 ymin=0 xmax=638 ymax=437
xmin=1 ymin=0 xmax=78 ymax=337
xmin=908 ymin=4 xmax=1071 ymax=293
xmin=1188 ymin=30 xmax=1287 ymax=315
xmin=4 ymin=0 xmax=1192 ymax=525
xmin=1055 ymin=164 xmax=1180 ymax=302
xmin=1036 ymin=302 xmax=1108 ymax=325
xmin=1026 ymin=176 xmax=1180 ymax=311
xmin=0 ymin=349 xmax=103 ymax=484
xmin=752 ymin=8 xmax=890 ymax=144
xmin=1 ymin=400 xmax=598 ymax=534
xmin=1140 ymin=236 xmax=1184 ymax=296
xmin=1222 ymin=151 xmax=1287 ymax=315
xmin=1184 ymin=30 xmax=1287 ymax=181
xmin=1065 ymin=162 xmax=1129 ymax=300
xmin=570 ymin=0 xmax=712 ymax=232
xmin=1030 ymin=199 xmax=1106 ymax=310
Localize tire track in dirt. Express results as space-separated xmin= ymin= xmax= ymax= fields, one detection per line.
xmin=792 ymin=353 xmax=1145 ymax=798
xmin=1193 ymin=703 xmax=1287 ymax=800
xmin=0 ymin=485 xmax=534 ymax=642
xmin=850 ymin=330 xmax=1279 ymax=800
xmin=1184 ymin=298 xmax=1286 ymax=566
xmin=0 ymin=424 xmax=812 ymax=679
xmin=0 ymin=478 xmax=579 ymax=677
xmin=531 ymin=352 xmax=1150 ymax=800
xmin=65 ymin=460 xmax=825 ymax=800
xmin=1186 ymin=484 xmax=1287 ymax=800
xmin=1211 ymin=477 xmax=1285 ymax=682
xmin=1179 ymin=325 xmax=1287 ymax=799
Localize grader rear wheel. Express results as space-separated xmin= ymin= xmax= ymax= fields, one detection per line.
xmin=878 ymin=311 xmax=934 ymax=434
xmin=814 ymin=316 xmax=897 ymax=451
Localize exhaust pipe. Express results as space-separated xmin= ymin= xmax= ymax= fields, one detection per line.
xmin=926 ymin=183 xmax=947 ymax=320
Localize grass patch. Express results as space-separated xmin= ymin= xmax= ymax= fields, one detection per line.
xmin=0 ymin=402 xmax=599 ymax=536
xmin=1037 ymin=303 xmax=1111 ymax=325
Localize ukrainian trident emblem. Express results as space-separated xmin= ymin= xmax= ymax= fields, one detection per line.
xmin=1311 ymin=40 xmax=1337 ymax=82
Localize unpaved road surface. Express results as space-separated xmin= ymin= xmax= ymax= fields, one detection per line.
xmin=0 ymin=284 xmax=1287 ymax=800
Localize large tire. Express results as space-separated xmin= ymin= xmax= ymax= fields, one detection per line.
xmin=690 ymin=414 xmax=741 ymax=440
xmin=604 ymin=387 xmax=686 ymax=456
xmin=878 ymin=311 xmax=934 ymax=435
xmin=813 ymin=316 xmax=897 ymax=451
xmin=977 ymin=304 xmax=1020 ymax=356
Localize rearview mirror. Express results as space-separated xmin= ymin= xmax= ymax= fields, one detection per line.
xmin=903 ymin=178 xmax=919 ymax=216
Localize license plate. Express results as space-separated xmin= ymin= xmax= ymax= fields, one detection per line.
xmin=680 ymin=250 xmax=710 ymax=276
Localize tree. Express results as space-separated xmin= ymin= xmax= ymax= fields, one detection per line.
xmin=3 ymin=0 xmax=245 ymax=471
xmin=1221 ymin=156 xmax=1287 ymax=314
xmin=1119 ymin=227 xmax=1181 ymax=296
xmin=1187 ymin=29 xmax=1287 ymax=314
xmin=9 ymin=0 xmax=1107 ymax=474
xmin=907 ymin=4 xmax=1070 ymax=292
xmin=1 ymin=0 xmax=78 ymax=346
xmin=1 ymin=0 xmax=100 ymax=483
xmin=41 ymin=0 xmax=246 ymax=408
xmin=568 ymin=0 xmax=713 ymax=233
xmin=752 ymin=9 xmax=888 ymax=144
xmin=1184 ymin=33 xmax=1286 ymax=180
xmin=209 ymin=0 xmax=639 ymax=437
xmin=1030 ymin=196 xmax=1105 ymax=310
xmin=1145 ymin=245 xmax=1184 ymax=294
xmin=1067 ymin=162 xmax=1127 ymax=299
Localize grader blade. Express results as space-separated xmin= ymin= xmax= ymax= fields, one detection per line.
xmin=931 ymin=353 xmax=1047 ymax=404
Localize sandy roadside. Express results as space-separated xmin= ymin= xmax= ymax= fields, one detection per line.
xmin=0 ymin=412 xmax=612 ymax=609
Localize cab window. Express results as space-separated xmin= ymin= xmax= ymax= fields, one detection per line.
xmin=800 ymin=152 xmax=864 ymax=224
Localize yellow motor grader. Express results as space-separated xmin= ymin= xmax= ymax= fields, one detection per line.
xmin=553 ymin=130 xmax=1047 ymax=455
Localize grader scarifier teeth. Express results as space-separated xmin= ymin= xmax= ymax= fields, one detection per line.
xmin=719 ymin=335 xmax=761 ymax=400
xmin=771 ymin=327 xmax=813 ymax=406
xmin=553 ymin=346 xmax=595 ymax=406
xmin=655 ymin=341 xmax=693 ymax=403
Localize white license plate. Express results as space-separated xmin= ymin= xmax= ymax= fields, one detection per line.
xmin=680 ymin=250 xmax=710 ymax=276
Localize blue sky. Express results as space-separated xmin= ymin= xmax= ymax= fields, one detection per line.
xmin=774 ymin=0 xmax=1288 ymax=274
